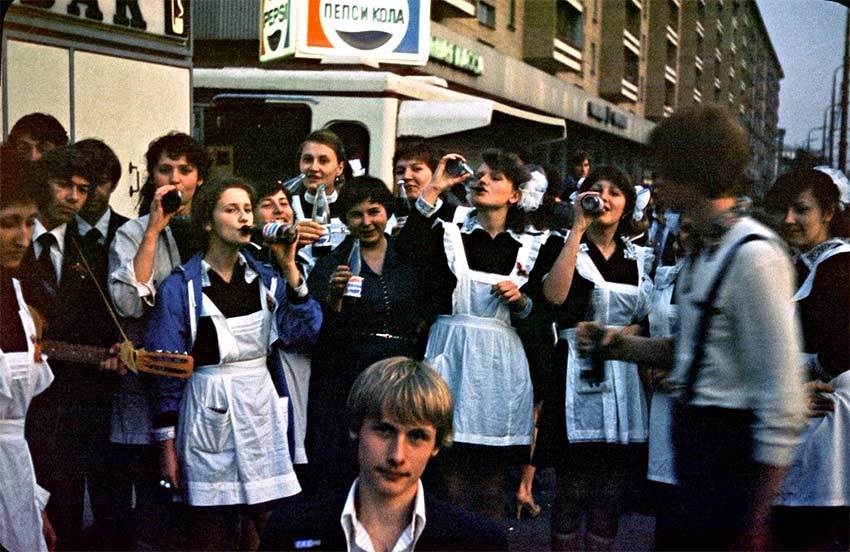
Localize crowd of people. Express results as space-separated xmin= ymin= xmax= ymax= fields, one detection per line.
xmin=0 ymin=105 xmax=848 ymax=552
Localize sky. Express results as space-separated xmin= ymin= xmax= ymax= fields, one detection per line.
xmin=757 ymin=0 xmax=845 ymax=152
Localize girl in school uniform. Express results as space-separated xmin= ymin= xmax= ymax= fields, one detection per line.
xmin=146 ymin=178 xmax=321 ymax=549
xmin=395 ymin=150 xmax=550 ymax=520
xmin=535 ymin=166 xmax=653 ymax=550
xmin=767 ymin=168 xmax=850 ymax=551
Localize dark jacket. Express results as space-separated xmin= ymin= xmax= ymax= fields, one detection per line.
xmin=260 ymin=489 xmax=508 ymax=551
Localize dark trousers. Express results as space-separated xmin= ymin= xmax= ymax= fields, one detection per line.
xmin=25 ymin=370 xmax=114 ymax=550
xmin=656 ymin=405 xmax=757 ymax=551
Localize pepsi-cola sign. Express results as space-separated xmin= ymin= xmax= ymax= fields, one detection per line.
xmin=295 ymin=0 xmax=430 ymax=65
xmin=260 ymin=0 xmax=296 ymax=62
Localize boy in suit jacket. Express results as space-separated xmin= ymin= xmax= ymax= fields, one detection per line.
xmin=261 ymin=357 xmax=508 ymax=551
xmin=18 ymin=145 xmax=124 ymax=549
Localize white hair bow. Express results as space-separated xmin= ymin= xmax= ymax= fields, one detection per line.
xmin=633 ymin=185 xmax=651 ymax=221
xmin=814 ymin=166 xmax=850 ymax=211
xmin=517 ymin=168 xmax=549 ymax=212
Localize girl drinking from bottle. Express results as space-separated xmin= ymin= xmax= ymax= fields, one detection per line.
xmin=146 ymin=178 xmax=321 ymax=549
xmin=534 ymin=166 xmax=653 ymax=550
xmin=395 ymin=150 xmax=551 ymax=520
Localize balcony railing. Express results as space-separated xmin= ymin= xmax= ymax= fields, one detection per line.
xmin=623 ymin=29 xmax=641 ymax=55
xmin=696 ymin=21 xmax=704 ymax=36
xmin=663 ymin=105 xmax=675 ymax=117
xmin=665 ymin=65 xmax=678 ymax=83
xmin=694 ymin=89 xmax=703 ymax=102
xmin=437 ymin=0 xmax=476 ymax=16
xmin=695 ymin=55 xmax=703 ymax=70
xmin=666 ymin=24 xmax=679 ymax=46
xmin=621 ymin=78 xmax=639 ymax=102
xmin=553 ymin=38 xmax=583 ymax=72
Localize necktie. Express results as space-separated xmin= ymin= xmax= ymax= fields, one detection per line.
xmin=36 ymin=233 xmax=58 ymax=291
xmin=85 ymin=228 xmax=103 ymax=245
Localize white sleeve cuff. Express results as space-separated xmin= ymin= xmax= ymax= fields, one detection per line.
xmin=290 ymin=278 xmax=309 ymax=298
xmin=153 ymin=426 xmax=176 ymax=442
xmin=415 ymin=196 xmax=442 ymax=218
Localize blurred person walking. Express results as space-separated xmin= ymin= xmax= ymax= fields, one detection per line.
xmin=578 ymin=106 xmax=806 ymax=550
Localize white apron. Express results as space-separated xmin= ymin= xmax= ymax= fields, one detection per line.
xmin=425 ymin=222 xmax=545 ymax=446
xmin=561 ymin=242 xmax=652 ymax=444
xmin=778 ymin=240 xmax=850 ymax=506
xmin=0 ymin=279 xmax=54 ymax=552
xmin=778 ymin=370 xmax=850 ymax=506
xmin=646 ymin=263 xmax=682 ymax=484
xmin=275 ymin=350 xmax=310 ymax=464
xmin=177 ymin=281 xmax=299 ymax=506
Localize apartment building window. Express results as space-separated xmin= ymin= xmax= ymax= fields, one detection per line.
xmin=697 ymin=0 xmax=705 ymax=23
xmin=624 ymin=48 xmax=640 ymax=86
xmin=696 ymin=31 xmax=704 ymax=56
xmin=714 ymin=86 xmax=721 ymax=102
xmin=477 ymin=1 xmax=496 ymax=28
xmin=626 ymin=0 xmax=641 ymax=39
xmin=695 ymin=66 xmax=703 ymax=91
xmin=557 ymin=0 xmax=584 ymax=48
xmin=664 ymin=80 xmax=676 ymax=109
xmin=716 ymin=27 xmax=723 ymax=49
xmin=714 ymin=58 xmax=721 ymax=78
xmin=668 ymin=0 xmax=679 ymax=29
xmin=666 ymin=38 xmax=677 ymax=69
xmin=508 ymin=0 xmax=516 ymax=30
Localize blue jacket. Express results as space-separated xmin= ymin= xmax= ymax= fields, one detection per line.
xmin=145 ymin=249 xmax=322 ymax=421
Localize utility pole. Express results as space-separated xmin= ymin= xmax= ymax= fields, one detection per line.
xmin=840 ymin=9 xmax=850 ymax=171
xmin=830 ymin=65 xmax=842 ymax=165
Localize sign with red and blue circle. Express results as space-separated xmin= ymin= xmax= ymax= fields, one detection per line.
xmin=295 ymin=0 xmax=430 ymax=65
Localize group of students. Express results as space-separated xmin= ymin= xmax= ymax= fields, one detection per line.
xmin=0 ymin=103 xmax=847 ymax=552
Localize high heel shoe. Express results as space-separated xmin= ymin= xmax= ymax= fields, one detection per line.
xmin=515 ymin=496 xmax=542 ymax=519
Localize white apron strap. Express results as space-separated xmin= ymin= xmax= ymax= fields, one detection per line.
xmin=575 ymin=246 xmax=607 ymax=287
xmin=442 ymin=222 xmax=473 ymax=315
xmin=793 ymin=242 xmax=850 ymax=301
xmin=441 ymin=221 xmax=470 ymax=277
xmin=509 ymin=230 xmax=549 ymax=288
xmin=12 ymin=279 xmax=37 ymax=349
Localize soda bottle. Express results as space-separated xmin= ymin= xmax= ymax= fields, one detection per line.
xmin=343 ymin=239 xmax=363 ymax=298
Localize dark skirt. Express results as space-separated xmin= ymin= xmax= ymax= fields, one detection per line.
xmin=533 ymin=339 xmax=569 ymax=468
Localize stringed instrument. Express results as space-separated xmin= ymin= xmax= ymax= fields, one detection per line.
xmin=40 ymin=339 xmax=194 ymax=379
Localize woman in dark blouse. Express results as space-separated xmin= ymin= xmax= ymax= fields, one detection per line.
xmin=765 ymin=168 xmax=850 ymax=551
xmin=394 ymin=150 xmax=551 ymax=520
xmin=305 ymin=176 xmax=424 ymax=495
xmin=533 ymin=166 xmax=653 ymax=550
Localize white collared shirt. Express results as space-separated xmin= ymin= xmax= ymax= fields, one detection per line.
xmin=76 ymin=209 xmax=112 ymax=245
xmin=340 ymin=478 xmax=426 ymax=552
xmin=199 ymin=252 xmax=258 ymax=287
xmin=32 ymin=219 xmax=67 ymax=283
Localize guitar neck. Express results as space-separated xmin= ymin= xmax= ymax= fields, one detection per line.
xmin=41 ymin=340 xmax=110 ymax=366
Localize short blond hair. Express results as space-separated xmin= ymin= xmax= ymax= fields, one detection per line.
xmin=348 ymin=357 xmax=454 ymax=448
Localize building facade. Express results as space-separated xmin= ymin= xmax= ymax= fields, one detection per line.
xmin=193 ymin=0 xmax=782 ymax=194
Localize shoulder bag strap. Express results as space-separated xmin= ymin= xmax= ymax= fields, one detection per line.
xmin=683 ymin=234 xmax=767 ymax=403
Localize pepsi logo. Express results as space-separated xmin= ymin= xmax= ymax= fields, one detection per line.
xmin=319 ymin=0 xmax=410 ymax=52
